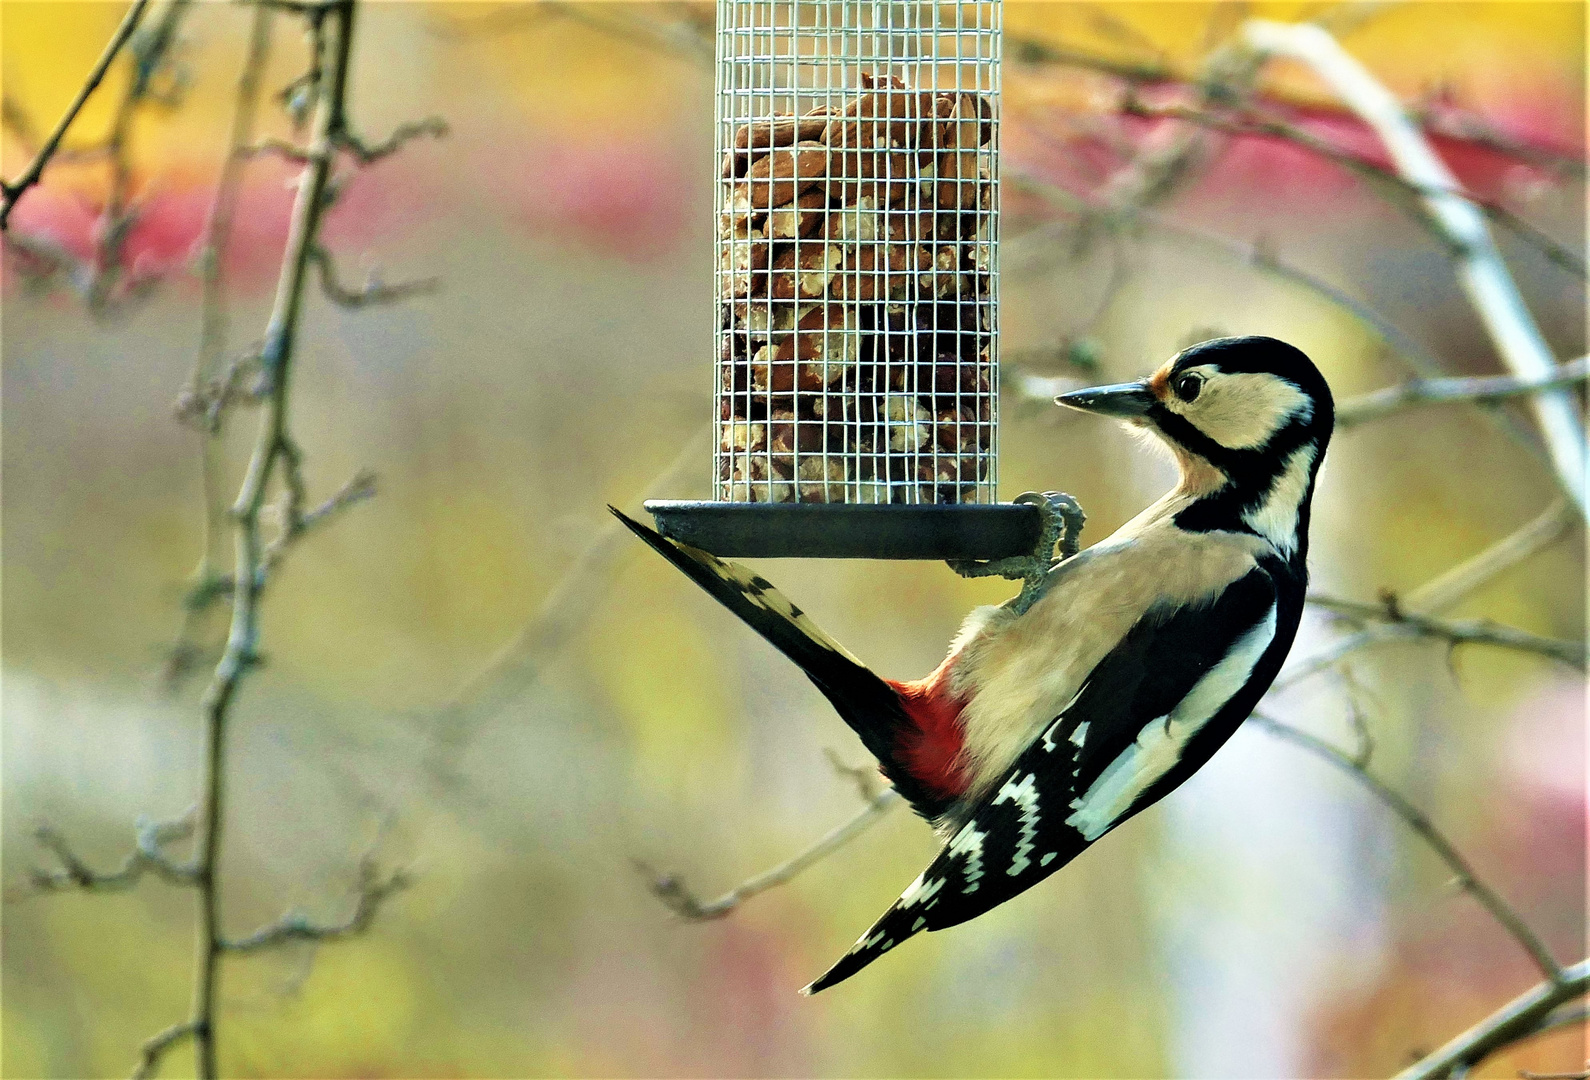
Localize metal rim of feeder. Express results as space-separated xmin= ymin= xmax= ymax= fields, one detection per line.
xmin=649 ymin=0 xmax=1035 ymax=560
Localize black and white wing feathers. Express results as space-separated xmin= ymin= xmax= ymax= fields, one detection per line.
xmin=804 ymin=566 xmax=1284 ymax=994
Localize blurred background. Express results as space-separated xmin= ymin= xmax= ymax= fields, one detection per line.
xmin=1 ymin=2 xmax=1584 ymax=1077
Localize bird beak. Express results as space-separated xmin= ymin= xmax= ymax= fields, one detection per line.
xmin=1054 ymin=381 xmax=1156 ymax=418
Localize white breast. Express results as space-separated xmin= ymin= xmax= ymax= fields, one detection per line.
xmin=946 ymin=495 xmax=1270 ymax=800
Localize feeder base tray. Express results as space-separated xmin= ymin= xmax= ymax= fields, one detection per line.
xmin=643 ymin=500 xmax=1043 ymax=560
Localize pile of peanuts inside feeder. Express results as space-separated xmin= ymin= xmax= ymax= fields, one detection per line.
xmin=717 ymin=73 xmax=995 ymax=505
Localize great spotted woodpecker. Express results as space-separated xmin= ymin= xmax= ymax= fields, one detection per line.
xmin=615 ymin=335 xmax=1333 ymax=993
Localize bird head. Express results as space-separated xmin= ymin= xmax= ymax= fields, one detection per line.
xmin=1056 ymin=336 xmax=1334 ymax=552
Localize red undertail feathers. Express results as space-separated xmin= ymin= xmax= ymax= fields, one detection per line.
xmin=887 ymin=664 xmax=970 ymax=802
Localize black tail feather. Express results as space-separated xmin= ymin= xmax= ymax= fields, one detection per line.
xmin=611 ymin=506 xmax=950 ymax=819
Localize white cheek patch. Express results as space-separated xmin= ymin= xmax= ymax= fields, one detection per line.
xmin=1064 ymin=603 xmax=1278 ymax=841
xmin=1244 ymin=445 xmax=1317 ymax=555
xmin=1165 ymin=370 xmax=1313 ymax=450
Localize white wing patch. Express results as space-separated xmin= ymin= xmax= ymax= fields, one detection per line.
xmin=1041 ymin=684 xmax=1089 ymax=751
xmin=899 ymin=870 xmax=945 ymax=910
xmin=992 ymin=773 xmax=1041 ymax=875
xmin=1065 ymin=603 xmax=1278 ymax=841
xmin=1243 ymin=445 xmax=1316 ymax=556
xmin=946 ymin=824 xmax=987 ymax=893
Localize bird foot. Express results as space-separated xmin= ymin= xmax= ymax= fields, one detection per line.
xmin=948 ymin=491 xmax=1086 ymax=614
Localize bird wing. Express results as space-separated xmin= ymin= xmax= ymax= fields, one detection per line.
xmin=804 ymin=565 xmax=1282 ymax=994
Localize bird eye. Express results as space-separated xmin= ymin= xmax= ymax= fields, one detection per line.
xmin=1173 ymin=373 xmax=1204 ymax=402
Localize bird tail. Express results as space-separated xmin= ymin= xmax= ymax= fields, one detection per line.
xmin=610 ymin=506 xmax=951 ymax=819
xmin=801 ymin=880 xmax=932 ymax=994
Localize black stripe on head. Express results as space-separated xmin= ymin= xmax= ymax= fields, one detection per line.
xmin=1148 ymin=337 xmax=1334 ymax=552
xmin=1173 ymin=336 xmax=1335 ymax=415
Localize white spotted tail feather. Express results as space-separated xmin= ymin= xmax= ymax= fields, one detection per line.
xmin=609 ymin=507 xmax=966 ymax=820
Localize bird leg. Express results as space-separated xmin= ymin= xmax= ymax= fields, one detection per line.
xmin=948 ymin=491 xmax=1086 ymax=615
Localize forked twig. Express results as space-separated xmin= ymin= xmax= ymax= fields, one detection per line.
xmin=0 ymin=0 xmax=152 ymax=228
xmin=1393 ymin=960 xmax=1589 ymax=1079
xmin=1251 ymin=712 xmax=1564 ymax=985
xmin=1337 ymin=358 xmax=1590 ymax=428
xmin=638 ymin=753 xmax=902 ymax=921
xmin=1242 ymin=20 xmax=1586 ymax=513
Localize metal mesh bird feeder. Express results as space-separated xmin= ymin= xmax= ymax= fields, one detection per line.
xmin=649 ymin=0 xmax=1042 ymax=559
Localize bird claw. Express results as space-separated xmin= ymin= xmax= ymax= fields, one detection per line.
xmin=949 ymin=491 xmax=1086 ymax=614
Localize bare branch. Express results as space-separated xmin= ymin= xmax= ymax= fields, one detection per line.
xmin=27 ymin=812 xmax=198 ymax=894
xmin=172 ymin=345 xmax=267 ymax=435
xmin=1126 ymin=99 xmax=1586 ymax=279
xmin=307 ymin=245 xmax=438 ymax=308
xmin=1414 ymin=101 xmax=1588 ymax=180
xmin=334 ymin=116 xmax=448 ymax=164
xmin=219 ymin=858 xmax=411 ymax=953
xmin=1336 ymin=358 xmax=1590 ymax=428
xmin=637 ymin=786 xmax=902 ymax=921
xmin=1005 ymin=177 xmax=1562 ymax=495
xmin=1519 ymin=1068 xmax=1589 ymax=1080
xmin=423 ymin=427 xmax=711 ymax=787
xmin=823 ymin=747 xmax=885 ymax=803
xmin=1008 ymin=32 xmax=1178 ymax=85
xmin=1277 ymin=500 xmax=1579 ymax=690
xmin=1393 ymin=959 xmax=1589 ymax=1079
xmin=1251 ymin=713 xmax=1565 ymax=984
xmin=0 ymin=0 xmax=152 ymax=229
xmin=1302 ymin=597 xmax=1586 ymax=669
xmin=1242 ymin=20 xmax=1586 ymax=513
xmin=189 ymin=4 xmax=364 ymax=1071
xmin=1528 ymin=1003 xmax=1588 ymax=1042
xmin=252 ymin=0 xmax=340 ymax=13
xmin=239 ymin=135 xmax=312 ymax=163
xmin=261 ymin=467 xmax=377 ymax=572
xmin=1006 ymin=169 xmax=1448 ymax=376
xmin=130 ymin=1020 xmax=197 ymax=1080
xmin=1407 ymin=501 xmax=1577 ymax=616
xmin=1009 ymin=27 xmax=1588 ymax=178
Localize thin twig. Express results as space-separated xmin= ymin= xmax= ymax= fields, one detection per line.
xmin=423 ymin=427 xmax=711 ymax=788
xmin=1406 ymin=501 xmax=1576 ymax=616
xmin=164 ymin=2 xmax=275 ymax=692
xmin=1393 ymin=959 xmax=1590 ymax=1079
xmin=189 ymin=4 xmax=358 ymax=1073
xmin=1251 ymin=713 xmax=1565 ymax=984
xmin=1242 ymin=20 xmax=1586 ymax=514
xmin=1526 ymin=1004 xmax=1588 ymax=1042
xmin=1336 ymin=358 xmax=1589 ymax=428
xmin=334 ymin=116 xmax=449 ymax=164
xmin=1009 ymin=27 xmax=1588 ymax=177
xmin=1126 ymin=99 xmax=1586 ymax=279
xmin=130 ymin=1020 xmax=198 ymax=1080
xmin=1414 ymin=103 xmax=1587 ymax=180
xmin=0 ymin=0 xmax=152 ymax=228
xmin=1005 ymin=174 xmax=1557 ymax=483
xmin=1301 ymin=598 xmax=1586 ymax=669
xmin=240 ymin=136 xmax=311 ymax=162
xmin=1279 ymin=501 xmax=1579 ymax=689
xmin=4 ymin=0 xmax=194 ymax=315
xmin=638 ymin=787 xmax=902 ymax=921
xmin=27 ymin=812 xmax=198 ymax=894
xmin=307 ymin=245 xmax=438 ymax=308
xmin=219 ymin=858 xmax=411 ymax=952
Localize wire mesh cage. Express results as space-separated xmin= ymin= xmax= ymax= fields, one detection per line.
xmin=714 ymin=0 xmax=1000 ymax=506
xmin=647 ymin=0 xmax=1031 ymax=559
